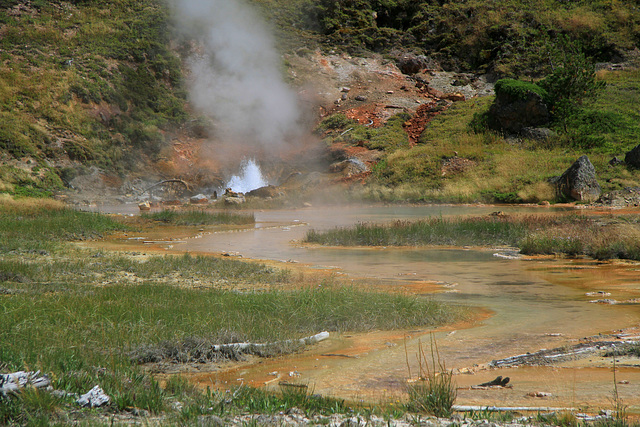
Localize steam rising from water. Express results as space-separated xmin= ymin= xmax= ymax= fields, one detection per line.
xmin=172 ymin=0 xmax=301 ymax=150
xmin=225 ymin=159 xmax=268 ymax=193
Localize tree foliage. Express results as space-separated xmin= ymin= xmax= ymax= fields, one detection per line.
xmin=539 ymin=37 xmax=606 ymax=130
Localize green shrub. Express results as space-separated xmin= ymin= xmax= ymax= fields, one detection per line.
xmin=494 ymin=78 xmax=548 ymax=101
xmin=539 ymin=37 xmax=605 ymax=129
xmin=315 ymin=114 xmax=356 ymax=133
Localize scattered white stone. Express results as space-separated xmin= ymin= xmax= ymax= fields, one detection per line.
xmin=77 ymin=385 xmax=110 ymax=408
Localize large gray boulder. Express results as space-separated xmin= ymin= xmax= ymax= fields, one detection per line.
xmin=551 ymin=155 xmax=601 ymax=202
xmin=489 ymin=91 xmax=550 ymax=133
xmin=624 ymin=144 xmax=640 ymax=168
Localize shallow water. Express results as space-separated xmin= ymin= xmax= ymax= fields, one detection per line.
xmin=105 ymin=204 xmax=640 ymax=411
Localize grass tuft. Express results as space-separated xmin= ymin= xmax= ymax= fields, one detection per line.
xmin=141 ymin=209 xmax=255 ymax=226
xmin=406 ymin=338 xmax=456 ymax=418
xmin=306 ymin=214 xmax=640 ymax=261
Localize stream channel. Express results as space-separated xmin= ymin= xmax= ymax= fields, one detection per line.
xmin=99 ymin=204 xmax=640 ymax=413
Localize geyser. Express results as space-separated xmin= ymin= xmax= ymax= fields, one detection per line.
xmin=225 ymin=158 xmax=267 ymax=194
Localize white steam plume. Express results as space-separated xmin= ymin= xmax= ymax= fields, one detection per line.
xmin=172 ymin=0 xmax=301 ymax=150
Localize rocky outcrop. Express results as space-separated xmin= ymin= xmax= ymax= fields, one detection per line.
xmin=396 ymin=53 xmax=433 ymax=75
xmin=246 ymin=185 xmax=279 ymax=198
xmin=190 ymin=194 xmax=209 ymax=204
xmin=551 ymin=155 xmax=601 ymax=202
xmin=624 ymin=144 xmax=640 ymax=168
xmin=598 ymin=187 xmax=640 ymax=207
xmin=489 ymin=91 xmax=549 ymax=133
xmin=224 ymin=196 xmax=245 ymax=205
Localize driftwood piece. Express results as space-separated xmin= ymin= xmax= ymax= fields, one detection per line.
xmin=454 ymin=405 xmax=577 ymax=412
xmin=489 ymin=339 xmax=640 ymax=368
xmin=0 ymin=371 xmax=51 ymax=396
xmin=210 ymin=331 xmax=330 ymax=352
xmin=477 ymin=375 xmax=510 ymax=387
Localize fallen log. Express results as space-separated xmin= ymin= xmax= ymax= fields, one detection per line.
xmin=0 ymin=371 xmax=50 ymax=396
xmin=477 ymin=375 xmax=510 ymax=387
xmin=454 ymin=405 xmax=577 ymax=412
xmin=488 ymin=340 xmax=640 ymax=368
xmin=210 ymin=331 xmax=330 ymax=352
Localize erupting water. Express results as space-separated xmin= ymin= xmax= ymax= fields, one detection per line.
xmin=225 ymin=159 xmax=268 ymax=193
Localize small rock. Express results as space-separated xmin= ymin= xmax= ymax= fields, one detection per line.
xmin=77 ymin=385 xmax=110 ymax=408
xmin=138 ymin=201 xmax=151 ymax=211
xmin=354 ymin=95 xmax=367 ymax=102
xmin=609 ymin=156 xmax=623 ymax=166
xmin=190 ymin=194 xmax=209 ymax=204
xmin=527 ymin=391 xmax=552 ymax=398
xmin=443 ymin=92 xmax=465 ymax=102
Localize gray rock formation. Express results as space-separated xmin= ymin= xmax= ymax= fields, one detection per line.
xmin=624 ymin=144 xmax=640 ymax=168
xmin=489 ymin=91 xmax=550 ymax=133
xmin=598 ymin=187 xmax=640 ymax=207
xmin=551 ymin=155 xmax=601 ymax=202
xmin=246 ymin=185 xmax=279 ymax=198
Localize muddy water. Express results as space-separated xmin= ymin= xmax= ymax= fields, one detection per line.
xmin=110 ymin=204 xmax=640 ymax=412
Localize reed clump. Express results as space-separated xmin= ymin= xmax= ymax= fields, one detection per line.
xmin=141 ymin=209 xmax=255 ymax=226
xmin=306 ymin=214 xmax=640 ymax=261
xmin=406 ymin=338 xmax=457 ymax=418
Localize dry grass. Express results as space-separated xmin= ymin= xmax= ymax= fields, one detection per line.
xmin=0 ymin=194 xmax=66 ymax=212
xmin=552 ymin=7 xmax=606 ymax=34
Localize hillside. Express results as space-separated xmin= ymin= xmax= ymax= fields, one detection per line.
xmin=1 ymin=0 xmax=639 ymax=203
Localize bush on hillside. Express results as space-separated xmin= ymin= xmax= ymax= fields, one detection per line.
xmin=494 ymin=79 xmax=548 ymax=102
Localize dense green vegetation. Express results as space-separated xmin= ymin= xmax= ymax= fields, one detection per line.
xmin=305 ymin=214 xmax=640 ymax=261
xmin=298 ymin=0 xmax=639 ymax=74
xmin=316 ymin=112 xmax=412 ymax=152
xmin=0 ymin=0 xmax=186 ymax=196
